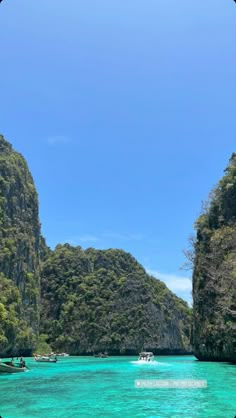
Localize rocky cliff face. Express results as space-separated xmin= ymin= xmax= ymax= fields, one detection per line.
xmin=193 ymin=154 xmax=236 ymax=362
xmin=41 ymin=245 xmax=192 ymax=355
xmin=0 ymin=135 xmax=41 ymax=355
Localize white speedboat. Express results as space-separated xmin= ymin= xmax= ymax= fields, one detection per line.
xmin=57 ymin=353 xmax=69 ymax=357
xmin=34 ymin=355 xmax=57 ymax=363
xmin=138 ymin=352 xmax=154 ymax=362
xmin=49 ymin=352 xmax=69 ymax=357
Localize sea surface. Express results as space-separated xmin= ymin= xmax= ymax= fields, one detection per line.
xmin=0 ymin=356 xmax=235 ymax=418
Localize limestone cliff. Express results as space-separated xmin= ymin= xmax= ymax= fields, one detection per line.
xmin=193 ymin=154 xmax=236 ymax=362
xmin=0 ymin=135 xmax=41 ymax=355
xmin=40 ymin=245 xmax=192 ymax=355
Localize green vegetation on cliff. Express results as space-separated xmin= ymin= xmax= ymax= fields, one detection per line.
xmin=40 ymin=244 xmax=191 ymax=355
xmin=0 ymin=135 xmax=42 ymax=354
xmin=193 ymin=154 xmax=236 ymax=362
xmin=0 ymin=274 xmax=36 ymax=356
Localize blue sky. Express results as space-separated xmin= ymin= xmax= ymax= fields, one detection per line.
xmin=0 ymin=0 xmax=235 ymax=304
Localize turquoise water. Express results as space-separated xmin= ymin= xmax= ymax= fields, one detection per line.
xmin=0 ymin=356 xmax=235 ymax=418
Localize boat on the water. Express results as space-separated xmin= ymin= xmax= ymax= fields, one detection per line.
xmin=0 ymin=361 xmax=27 ymax=374
xmin=56 ymin=353 xmax=69 ymax=357
xmin=138 ymin=352 xmax=154 ymax=362
xmin=34 ymin=355 xmax=57 ymax=363
xmin=93 ymin=352 xmax=108 ymax=358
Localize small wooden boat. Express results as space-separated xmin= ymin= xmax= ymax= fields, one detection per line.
xmin=0 ymin=361 xmax=27 ymax=374
xmin=34 ymin=355 xmax=57 ymax=363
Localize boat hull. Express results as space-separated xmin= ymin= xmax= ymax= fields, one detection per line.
xmin=0 ymin=363 xmax=26 ymax=374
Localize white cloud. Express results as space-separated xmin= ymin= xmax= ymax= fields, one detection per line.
xmin=146 ymin=269 xmax=192 ymax=304
xmin=64 ymin=231 xmax=142 ymax=247
xmin=66 ymin=235 xmax=99 ymax=245
xmin=104 ymin=232 xmax=142 ymax=241
xmin=46 ymin=135 xmax=72 ymax=146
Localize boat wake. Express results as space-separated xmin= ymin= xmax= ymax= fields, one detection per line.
xmin=131 ymin=360 xmax=164 ymax=366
